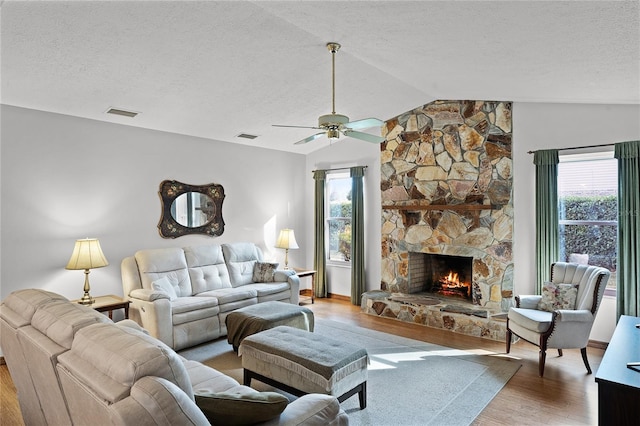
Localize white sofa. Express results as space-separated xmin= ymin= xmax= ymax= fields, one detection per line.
xmin=0 ymin=289 xmax=347 ymax=425
xmin=122 ymin=242 xmax=300 ymax=350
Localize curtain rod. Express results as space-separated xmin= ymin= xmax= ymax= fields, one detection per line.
xmin=527 ymin=143 xmax=615 ymax=154
xmin=311 ymin=165 xmax=368 ymax=173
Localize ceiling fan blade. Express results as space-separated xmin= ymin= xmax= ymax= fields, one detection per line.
xmin=294 ymin=132 xmax=326 ymax=145
xmin=273 ymin=124 xmax=321 ymax=130
xmin=342 ymin=129 xmax=386 ymax=144
xmin=345 ymin=117 xmax=384 ymax=130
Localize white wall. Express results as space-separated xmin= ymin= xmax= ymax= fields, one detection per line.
xmin=0 ymin=106 xmax=306 ymax=303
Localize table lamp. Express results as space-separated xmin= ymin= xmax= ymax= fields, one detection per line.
xmin=275 ymin=229 xmax=299 ymax=269
xmin=65 ymin=238 xmax=109 ymax=305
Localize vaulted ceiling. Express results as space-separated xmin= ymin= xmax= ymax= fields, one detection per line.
xmin=2 ymin=1 xmax=638 ymax=154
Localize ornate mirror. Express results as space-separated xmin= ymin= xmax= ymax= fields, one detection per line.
xmin=158 ymin=180 xmax=225 ymax=238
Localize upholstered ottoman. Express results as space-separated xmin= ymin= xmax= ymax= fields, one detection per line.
xmin=240 ymin=326 xmax=368 ymax=409
xmin=226 ymin=301 xmax=314 ymax=351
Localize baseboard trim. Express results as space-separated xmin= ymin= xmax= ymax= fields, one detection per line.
xmin=327 ymin=293 xmax=351 ymax=302
xmin=300 ymin=290 xmax=351 ymax=303
xmin=588 ymin=339 xmax=608 ymax=350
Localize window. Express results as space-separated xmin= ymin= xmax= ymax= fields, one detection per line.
xmin=326 ymin=172 xmax=352 ymax=263
xmin=558 ymin=151 xmax=617 ymax=290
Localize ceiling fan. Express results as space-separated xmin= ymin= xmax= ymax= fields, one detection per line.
xmin=273 ymin=42 xmax=386 ymax=145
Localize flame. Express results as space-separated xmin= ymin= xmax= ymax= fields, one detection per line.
xmin=439 ymin=270 xmax=471 ymax=297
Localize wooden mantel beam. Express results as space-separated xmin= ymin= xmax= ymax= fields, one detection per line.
xmin=382 ymin=204 xmax=496 ymax=211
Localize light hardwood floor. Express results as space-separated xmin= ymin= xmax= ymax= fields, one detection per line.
xmin=0 ymin=298 xmax=603 ymax=425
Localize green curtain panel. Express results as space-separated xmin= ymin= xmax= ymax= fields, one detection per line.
xmin=534 ymin=150 xmax=559 ymax=293
xmin=614 ymin=140 xmax=640 ymax=318
xmin=313 ymin=170 xmax=327 ymax=298
xmin=350 ymin=167 xmax=366 ymax=305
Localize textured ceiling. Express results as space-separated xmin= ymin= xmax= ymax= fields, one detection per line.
xmin=2 ymin=1 xmax=639 ymax=154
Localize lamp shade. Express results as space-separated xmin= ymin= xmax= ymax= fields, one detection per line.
xmin=65 ymin=238 xmax=109 ymax=270
xmin=275 ymin=229 xmax=299 ymax=250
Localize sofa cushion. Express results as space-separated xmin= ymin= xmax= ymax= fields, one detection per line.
xmin=242 ymin=282 xmax=291 ymax=297
xmin=170 ymin=296 xmax=219 ymax=314
xmin=31 ymin=300 xmax=111 ymax=349
xmin=195 ymin=390 xmax=288 ymax=426
xmin=170 ymin=296 xmax=220 ymax=327
xmin=136 ymin=248 xmax=192 ymax=296
xmin=253 ymin=262 xmax=279 ymax=283
xmin=197 ymin=287 xmax=258 ymax=305
xmin=152 ymin=277 xmax=178 ymax=301
xmin=60 ymin=322 xmax=193 ymax=402
xmin=1 ymin=289 xmax=68 ymax=325
xmin=222 ymin=243 xmax=264 ymax=287
xmin=184 ymin=245 xmax=233 ymax=293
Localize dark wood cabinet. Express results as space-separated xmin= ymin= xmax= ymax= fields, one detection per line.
xmin=595 ymin=315 xmax=640 ymax=425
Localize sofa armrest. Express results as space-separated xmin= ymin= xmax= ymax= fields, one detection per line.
xmin=273 ymin=269 xmax=295 ymax=282
xmin=129 ymin=288 xmax=170 ymax=302
xmin=126 ymin=294 xmax=173 ymax=348
xmin=516 ymin=295 xmax=541 ymax=309
xmin=556 ymin=309 xmax=593 ymax=323
xmin=265 ymin=394 xmax=347 ymax=426
xmin=285 ymin=273 xmax=300 ymax=305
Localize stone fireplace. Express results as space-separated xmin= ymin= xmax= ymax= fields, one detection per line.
xmin=362 ymin=100 xmax=514 ymax=341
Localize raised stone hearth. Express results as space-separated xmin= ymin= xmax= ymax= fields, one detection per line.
xmin=362 ymin=290 xmax=507 ymax=341
xmin=366 ymin=100 xmax=513 ymax=341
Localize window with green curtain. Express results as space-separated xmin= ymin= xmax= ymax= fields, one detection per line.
xmin=350 ymin=166 xmax=365 ymax=305
xmin=534 ymin=149 xmax=559 ymax=293
xmin=313 ymin=170 xmax=327 ymax=298
xmin=614 ymin=140 xmax=640 ymax=318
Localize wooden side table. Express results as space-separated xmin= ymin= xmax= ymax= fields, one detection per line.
xmin=292 ymin=268 xmax=316 ymax=305
xmin=74 ymin=294 xmax=130 ymax=320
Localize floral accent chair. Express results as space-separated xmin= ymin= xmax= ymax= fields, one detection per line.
xmin=506 ymin=262 xmax=610 ymax=377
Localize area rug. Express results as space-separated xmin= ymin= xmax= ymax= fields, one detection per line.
xmin=179 ymin=319 xmax=521 ymax=426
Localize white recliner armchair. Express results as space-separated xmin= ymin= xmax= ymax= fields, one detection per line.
xmin=506 ymin=262 xmax=610 ymax=377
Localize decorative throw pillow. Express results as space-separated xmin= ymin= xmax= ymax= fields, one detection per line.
xmin=253 ymin=262 xmax=279 ymax=283
xmin=151 ymin=276 xmax=178 ymax=301
xmin=195 ymin=390 xmax=288 ymax=426
xmin=537 ymin=282 xmax=579 ymax=312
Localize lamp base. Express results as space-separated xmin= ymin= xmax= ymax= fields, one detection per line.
xmin=78 ymin=293 xmax=94 ymax=305
xmin=78 ymin=269 xmax=94 ymax=304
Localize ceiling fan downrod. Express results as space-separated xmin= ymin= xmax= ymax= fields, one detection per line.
xmin=327 ymin=42 xmax=341 ymax=115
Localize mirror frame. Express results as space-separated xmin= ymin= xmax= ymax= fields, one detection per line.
xmin=158 ymin=180 xmax=225 ymax=238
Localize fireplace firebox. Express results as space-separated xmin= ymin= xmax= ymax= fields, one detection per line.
xmin=408 ymin=253 xmax=473 ymax=301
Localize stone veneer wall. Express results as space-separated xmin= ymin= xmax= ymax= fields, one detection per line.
xmin=380 ymin=100 xmax=514 ymax=313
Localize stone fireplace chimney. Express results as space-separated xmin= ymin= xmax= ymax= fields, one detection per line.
xmin=380 ymin=100 xmax=514 ymax=313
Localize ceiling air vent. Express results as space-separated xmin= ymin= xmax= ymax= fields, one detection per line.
xmin=106 ymin=107 xmax=139 ymax=118
xmin=236 ymin=133 xmax=258 ymax=140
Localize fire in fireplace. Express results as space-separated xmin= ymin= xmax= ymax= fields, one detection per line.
xmin=408 ymin=253 xmax=473 ymax=301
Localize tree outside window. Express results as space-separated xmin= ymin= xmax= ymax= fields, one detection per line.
xmin=326 ymin=173 xmax=352 ymax=263
xmin=558 ymin=152 xmax=617 ymax=289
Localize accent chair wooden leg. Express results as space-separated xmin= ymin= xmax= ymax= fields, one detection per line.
xmin=558 ymin=349 xmax=563 ymax=357
xmin=581 ymin=347 xmax=592 ymax=374
xmin=506 ymin=328 xmax=512 ymax=353
xmin=358 ymin=381 xmax=367 ymax=409
xmin=539 ymin=349 xmax=547 ymax=377
xmin=538 ymin=336 xmax=549 ymax=377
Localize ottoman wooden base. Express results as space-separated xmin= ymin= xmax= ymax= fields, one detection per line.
xmin=225 ymin=301 xmax=314 ymax=351
xmin=240 ymin=326 xmax=368 ymax=409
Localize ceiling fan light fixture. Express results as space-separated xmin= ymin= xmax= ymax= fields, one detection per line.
xmin=274 ymin=42 xmax=384 ymax=146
